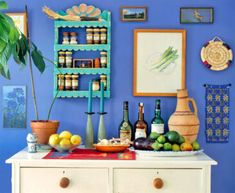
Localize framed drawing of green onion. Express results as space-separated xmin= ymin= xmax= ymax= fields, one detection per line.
xmin=133 ymin=29 xmax=186 ymax=96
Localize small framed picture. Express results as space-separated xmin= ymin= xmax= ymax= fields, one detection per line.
xmin=120 ymin=6 xmax=147 ymax=22
xmin=180 ymin=7 xmax=214 ymax=24
xmin=73 ymin=59 xmax=93 ymax=68
xmin=6 ymin=12 xmax=27 ymax=36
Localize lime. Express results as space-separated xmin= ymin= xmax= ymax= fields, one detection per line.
xmin=192 ymin=141 xmax=200 ymax=151
xmin=157 ymin=135 xmax=166 ymax=144
xmin=172 ymin=144 xmax=180 ymax=151
xmin=178 ymin=135 xmax=185 ymax=144
xmin=149 ymin=132 xmax=160 ymax=140
xmin=163 ymin=142 xmax=172 ymax=151
xmin=165 ymin=131 xmax=180 ymax=143
xmin=151 ymin=141 xmax=163 ymax=151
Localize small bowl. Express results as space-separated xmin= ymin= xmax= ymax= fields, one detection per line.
xmin=50 ymin=144 xmax=78 ymax=152
xmin=93 ymin=144 xmax=130 ymax=153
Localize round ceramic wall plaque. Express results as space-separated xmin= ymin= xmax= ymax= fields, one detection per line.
xmin=201 ymin=37 xmax=233 ymax=71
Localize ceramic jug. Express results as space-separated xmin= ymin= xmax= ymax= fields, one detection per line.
xmin=168 ymin=89 xmax=200 ymax=143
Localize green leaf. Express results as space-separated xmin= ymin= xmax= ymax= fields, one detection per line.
xmin=0 ymin=39 xmax=7 ymax=52
xmin=0 ymin=64 xmax=10 ymax=79
xmin=0 ymin=43 xmax=12 ymax=79
xmin=0 ymin=1 xmax=8 ymax=10
xmin=31 ymin=48 xmax=45 ymax=73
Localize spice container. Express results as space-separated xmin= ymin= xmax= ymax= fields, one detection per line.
xmin=94 ymin=58 xmax=100 ymax=68
xmin=100 ymin=75 xmax=107 ymax=90
xmin=57 ymin=74 xmax=65 ymax=90
xmin=58 ymin=51 xmax=65 ymax=68
xmin=93 ymin=28 xmax=100 ymax=44
xmin=65 ymin=51 xmax=73 ymax=68
xmin=86 ymin=28 xmax=93 ymax=44
xmin=70 ymin=32 xmax=78 ymax=44
xmin=92 ymin=79 xmax=100 ymax=91
xmin=72 ymin=74 xmax=79 ymax=90
xmin=65 ymin=74 xmax=72 ymax=90
xmin=100 ymin=52 xmax=107 ymax=68
xmin=100 ymin=28 xmax=107 ymax=44
xmin=62 ymin=32 xmax=69 ymax=44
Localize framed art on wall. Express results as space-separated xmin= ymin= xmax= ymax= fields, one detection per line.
xmin=120 ymin=6 xmax=147 ymax=22
xmin=180 ymin=7 xmax=214 ymax=24
xmin=133 ymin=29 xmax=186 ymax=96
xmin=6 ymin=12 xmax=27 ymax=36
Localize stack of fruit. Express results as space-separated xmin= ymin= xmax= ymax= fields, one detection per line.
xmin=133 ymin=131 xmax=200 ymax=152
xmin=48 ymin=130 xmax=82 ymax=152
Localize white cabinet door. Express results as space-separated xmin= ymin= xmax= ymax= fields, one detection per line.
xmin=21 ymin=168 xmax=109 ymax=193
xmin=114 ymin=168 xmax=204 ymax=193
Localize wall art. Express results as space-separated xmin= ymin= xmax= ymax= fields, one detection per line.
xmin=6 ymin=13 xmax=27 ymax=36
xmin=205 ymin=84 xmax=230 ymax=142
xmin=120 ymin=6 xmax=147 ymax=22
xmin=180 ymin=7 xmax=214 ymax=24
xmin=3 ymin=86 xmax=26 ymax=128
xmin=133 ymin=29 xmax=186 ymax=96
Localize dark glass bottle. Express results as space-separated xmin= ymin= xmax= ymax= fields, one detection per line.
xmin=119 ymin=101 xmax=133 ymax=142
xmin=151 ymin=99 xmax=164 ymax=134
xmin=134 ymin=102 xmax=148 ymax=139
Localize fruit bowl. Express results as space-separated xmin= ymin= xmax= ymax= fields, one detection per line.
xmin=50 ymin=144 xmax=78 ymax=152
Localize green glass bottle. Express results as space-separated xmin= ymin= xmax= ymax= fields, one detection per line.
xmin=119 ymin=101 xmax=133 ymax=142
xmin=151 ymin=99 xmax=164 ymax=134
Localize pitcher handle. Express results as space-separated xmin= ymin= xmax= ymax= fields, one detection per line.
xmin=188 ymin=98 xmax=198 ymax=115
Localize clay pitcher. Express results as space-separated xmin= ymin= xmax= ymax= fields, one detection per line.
xmin=168 ymin=89 xmax=200 ymax=143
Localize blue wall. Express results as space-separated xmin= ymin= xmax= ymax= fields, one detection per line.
xmin=1 ymin=0 xmax=234 ymax=192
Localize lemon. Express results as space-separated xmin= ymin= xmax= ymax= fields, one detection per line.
xmin=59 ymin=138 xmax=71 ymax=149
xmin=70 ymin=135 xmax=82 ymax=146
xmin=59 ymin=131 xmax=72 ymax=140
xmin=48 ymin=134 xmax=60 ymax=146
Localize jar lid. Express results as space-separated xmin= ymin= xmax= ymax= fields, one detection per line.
xmin=58 ymin=51 xmax=65 ymax=54
xmin=100 ymin=51 xmax=107 ymax=55
xmin=65 ymin=51 xmax=73 ymax=55
xmin=63 ymin=32 xmax=69 ymax=36
xmin=72 ymin=74 xmax=79 ymax=78
xmin=70 ymin=32 xmax=77 ymax=36
xmin=86 ymin=28 xmax=93 ymax=32
xmin=100 ymin=28 xmax=107 ymax=32
xmin=100 ymin=75 xmax=107 ymax=78
xmin=93 ymin=28 xmax=100 ymax=32
xmin=65 ymin=74 xmax=72 ymax=78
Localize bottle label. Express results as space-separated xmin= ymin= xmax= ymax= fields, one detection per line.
xmin=120 ymin=129 xmax=131 ymax=142
xmin=151 ymin=124 xmax=164 ymax=134
xmin=135 ymin=128 xmax=146 ymax=139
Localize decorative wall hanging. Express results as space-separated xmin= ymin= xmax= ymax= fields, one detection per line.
xmin=6 ymin=12 xmax=27 ymax=36
xmin=3 ymin=86 xmax=26 ymax=128
xmin=180 ymin=7 xmax=214 ymax=24
xmin=201 ymin=37 xmax=233 ymax=71
xmin=205 ymin=84 xmax=231 ymax=142
xmin=120 ymin=6 xmax=147 ymax=22
xmin=133 ymin=29 xmax=186 ymax=96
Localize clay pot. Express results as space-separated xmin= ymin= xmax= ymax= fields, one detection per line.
xmin=30 ymin=120 xmax=59 ymax=145
xmin=168 ymin=89 xmax=200 ymax=143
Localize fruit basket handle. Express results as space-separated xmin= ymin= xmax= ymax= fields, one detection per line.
xmin=188 ymin=98 xmax=198 ymax=115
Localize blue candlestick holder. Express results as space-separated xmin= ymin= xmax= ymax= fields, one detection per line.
xmin=97 ymin=112 xmax=107 ymax=142
xmin=85 ymin=112 xmax=95 ymax=148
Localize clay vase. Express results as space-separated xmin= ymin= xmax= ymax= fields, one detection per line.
xmin=168 ymin=89 xmax=200 ymax=143
xmin=30 ymin=120 xmax=59 ymax=145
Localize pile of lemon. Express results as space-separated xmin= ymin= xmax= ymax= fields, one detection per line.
xmin=49 ymin=130 xmax=82 ymax=150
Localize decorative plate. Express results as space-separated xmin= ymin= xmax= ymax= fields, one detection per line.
xmin=201 ymin=37 xmax=233 ymax=71
xmin=93 ymin=144 xmax=130 ymax=153
xmin=135 ymin=149 xmax=204 ymax=157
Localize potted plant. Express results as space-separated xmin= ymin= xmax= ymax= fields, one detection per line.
xmin=0 ymin=1 xmax=59 ymax=144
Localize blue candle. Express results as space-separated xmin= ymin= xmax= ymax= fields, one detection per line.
xmin=88 ymin=81 xmax=92 ymax=113
xmin=100 ymin=82 xmax=104 ymax=113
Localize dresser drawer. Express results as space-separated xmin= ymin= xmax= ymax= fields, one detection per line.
xmin=114 ymin=168 xmax=204 ymax=193
xmin=20 ymin=168 xmax=109 ymax=193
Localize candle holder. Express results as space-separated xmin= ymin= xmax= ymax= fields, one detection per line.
xmin=85 ymin=112 xmax=95 ymax=148
xmin=97 ymin=112 xmax=107 ymax=142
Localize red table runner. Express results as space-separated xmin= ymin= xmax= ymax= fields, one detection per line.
xmin=43 ymin=148 xmax=136 ymax=160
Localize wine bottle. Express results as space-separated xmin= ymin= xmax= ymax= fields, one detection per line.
xmin=134 ymin=102 xmax=148 ymax=139
xmin=119 ymin=101 xmax=133 ymax=142
xmin=151 ymin=99 xmax=164 ymax=134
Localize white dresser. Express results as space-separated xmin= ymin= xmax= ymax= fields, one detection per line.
xmin=6 ymin=149 xmax=217 ymax=193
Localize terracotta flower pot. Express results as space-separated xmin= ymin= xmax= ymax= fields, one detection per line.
xmin=30 ymin=120 xmax=59 ymax=145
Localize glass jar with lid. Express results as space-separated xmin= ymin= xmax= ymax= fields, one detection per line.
xmin=65 ymin=74 xmax=72 ymax=90
xmin=70 ymin=32 xmax=78 ymax=44
xmin=58 ymin=51 xmax=65 ymax=68
xmin=65 ymin=51 xmax=73 ymax=68
xmin=57 ymin=74 xmax=65 ymax=90
xmin=100 ymin=75 xmax=107 ymax=90
xmin=86 ymin=28 xmax=93 ymax=44
xmin=92 ymin=79 xmax=100 ymax=91
xmin=100 ymin=51 xmax=107 ymax=68
xmin=62 ymin=32 xmax=70 ymax=44
xmin=71 ymin=74 xmax=79 ymax=90
xmin=93 ymin=28 xmax=100 ymax=44
xmin=100 ymin=28 xmax=107 ymax=44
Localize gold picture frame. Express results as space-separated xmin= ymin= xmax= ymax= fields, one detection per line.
xmin=6 ymin=12 xmax=27 ymax=36
xmin=133 ymin=29 xmax=186 ymax=96
xmin=120 ymin=6 xmax=147 ymax=22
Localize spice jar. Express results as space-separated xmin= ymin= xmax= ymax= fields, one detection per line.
xmin=92 ymin=79 xmax=100 ymax=91
xmin=100 ymin=52 xmax=107 ymax=68
xmin=58 ymin=51 xmax=65 ymax=68
xmin=93 ymin=28 xmax=100 ymax=44
xmin=100 ymin=28 xmax=107 ymax=44
xmin=57 ymin=74 xmax=65 ymax=90
xmin=65 ymin=51 xmax=72 ymax=68
xmin=100 ymin=75 xmax=107 ymax=90
xmin=70 ymin=32 xmax=78 ymax=44
xmin=71 ymin=74 xmax=79 ymax=90
xmin=86 ymin=28 xmax=93 ymax=44
xmin=65 ymin=74 xmax=72 ymax=90
xmin=94 ymin=58 xmax=100 ymax=68
xmin=62 ymin=32 xmax=69 ymax=44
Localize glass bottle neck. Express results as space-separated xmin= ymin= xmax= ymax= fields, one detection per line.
xmin=138 ymin=107 xmax=144 ymax=121
xmin=123 ymin=109 xmax=129 ymax=121
xmin=155 ymin=109 xmax=161 ymax=117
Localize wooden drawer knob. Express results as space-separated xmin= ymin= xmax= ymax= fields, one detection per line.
xmin=60 ymin=177 xmax=70 ymax=188
xmin=153 ymin=178 xmax=164 ymax=189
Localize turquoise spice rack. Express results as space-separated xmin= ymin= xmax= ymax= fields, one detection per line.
xmin=53 ymin=10 xmax=111 ymax=98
